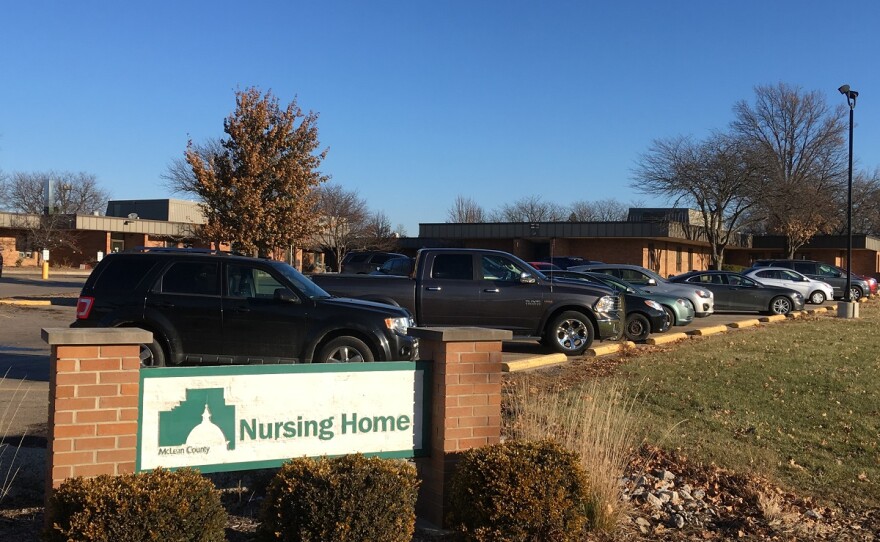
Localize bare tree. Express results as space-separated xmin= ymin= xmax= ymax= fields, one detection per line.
xmin=633 ymin=134 xmax=763 ymax=268
xmin=361 ymin=210 xmax=398 ymax=251
xmin=183 ymin=87 xmax=328 ymax=256
xmin=314 ymin=184 xmax=369 ymax=269
xmin=4 ymin=171 xmax=110 ymax=255
xmin=844 ymin=168 xmax=880 ymax=236
xmin=490 ymin=195 xmax=566 ymax=222
xmin=163 ymin=138 xmax=224 ymax=196
xmin=568 ymin=198 xmax=630 ymax=221
xmin=446 ymin=195 xmax=485 ymax=223
xmin=732 ymin=83 xmax=847 ymax=257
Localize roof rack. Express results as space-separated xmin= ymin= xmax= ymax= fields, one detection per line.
xmin=124 ymin=246 xmax=245 ymax=256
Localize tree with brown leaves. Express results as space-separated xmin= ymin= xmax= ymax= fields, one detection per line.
xmin=184 ymin=87 xmax=328 ymax=256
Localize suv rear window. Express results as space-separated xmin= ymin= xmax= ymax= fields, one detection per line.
xmin=160 ymin=262 xmax=221 ymax=295
xmin=92 ymin=258 xmax=159 ymax=291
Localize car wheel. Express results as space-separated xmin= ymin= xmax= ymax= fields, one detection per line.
xmin=317 ymin=337 xmax=375 ymax=363
xmin=808 ymin=290 xmax=826 ymax=304
xmin=661 ymin=306 xmax=676 ymax=327
xmin=625 ymin=313 xmax=651 ymax=342
xmin=849 ymin=286 xmax=863 ymax=302
xmin=769 ymin=296 xmax=793 ymax=315
xmin=139 ymin=338 xmax=166 ymax=368
xmin=546 ymin=311 xmax=594 ymax=356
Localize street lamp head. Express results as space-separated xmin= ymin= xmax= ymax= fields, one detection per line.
xmin=839 ymin=84 xmax=858 ymax=108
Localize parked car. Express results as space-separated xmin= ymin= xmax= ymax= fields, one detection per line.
xmin=541 ymin=256 xmax=603 ymax=270
xmin=71 ymin=248 xmax=418 ymax=367
xmin=340 ymin=251 xmax=406 ymax=274
xmin=312 ymin=248 xmax=625 ymax=355
xmin=743 ymin=267 xmax=834 ymax=304
xmin=750 ymin=259 xmax=870 ymax=301
xmin=568 ymin=263 xmax=715 ymax=318
xmin=670 ymin=270 xmax=804 ymax=315
xmin=549 ymin=270 xmax=695 ymax=328
xmin=528 ymin=261 xmax=562 ymax=271
xmin=371 ymin=256 xmax=414 ymax=276
xmin=544 ymin=270 xmax=670 ymax=341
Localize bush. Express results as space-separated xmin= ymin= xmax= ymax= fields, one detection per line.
xmin=448 ymin=439 xmax=589 ymax=541
xmin=258 ymin=454 xmax=419 ymax=542
xmin=45 ymin=468 xmax=227 ymax=542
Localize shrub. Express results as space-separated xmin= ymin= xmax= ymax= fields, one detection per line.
xmin=447 ymin=439 xmax=589 ymax=541
xmin=258 ymin=454 xmax=419 ymax=542
xmin=45 ymin=468 xmax=227 ymax=542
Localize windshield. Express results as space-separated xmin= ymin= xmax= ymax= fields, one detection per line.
xmin=269 ymin=261 xmax=332 ymax=299
xmin=594 ymin=274 xmax=638 ymax=294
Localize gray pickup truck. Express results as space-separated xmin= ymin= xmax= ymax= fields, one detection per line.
xmin=311 ymin=248 xmax=623 ymax=355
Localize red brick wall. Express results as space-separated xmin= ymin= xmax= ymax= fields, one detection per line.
xmin=47 ymin=344 xmax=140 ymax=491
xmin=413 ymin=330 xmax=506 ymax=528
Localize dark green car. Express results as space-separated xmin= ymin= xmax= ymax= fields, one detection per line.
xmin=546 ymin=270 xmax=695 ymax=328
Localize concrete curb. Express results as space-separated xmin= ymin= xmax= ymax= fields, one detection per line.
xmin=687 ymin=325 xmax=728 ymax=336
xmin=646 ymin=332 xmax=688 ymax=345
xmin=728 ymin=319 xmax=760 ymax=329
xmin=503 ymin=353 xmax=568 ymax=372
xmin=759 ymin=314 xmax=787 ymax=323
xmin=587 ymin=341 xmax=635 ymax=357
xmin=0 ymin=298 xmax=52 ymax=306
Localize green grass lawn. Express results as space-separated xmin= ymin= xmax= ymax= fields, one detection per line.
xmin=613 ymin=304 xmax=880 ymax=509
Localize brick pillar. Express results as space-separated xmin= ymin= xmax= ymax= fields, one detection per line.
xmin=409 ymin=327 xmax=511 ymax=529
xmin=41 ymin=328 xmax=152 ymax=497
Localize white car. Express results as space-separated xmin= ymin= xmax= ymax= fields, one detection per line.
xmin=744 ymin=267 xmax=835 ymax=304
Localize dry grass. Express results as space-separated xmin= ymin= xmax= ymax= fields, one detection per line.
xmin=504 ymin=378 xmax=641 ymax=532
xmin=0 ymin=371 xmax=27 ymax=503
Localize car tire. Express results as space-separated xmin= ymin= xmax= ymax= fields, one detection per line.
xmin=140 ymin=337 xmax=167 ymax=368
xmin=769 ymin=296 xmax=793 ymax=315
xmin=317 ymin=337 xmax=375 ymax=363
xmin=625 ymin=313 xmax=651 ymax=342
xmin=849 ymin=286 xmax=863 ymax=302
xmin=808 ymin=290 xmax=826 ymax=304
xmin=661 ymin=305 xmax=676 ymax=327
xmin=546 ymin=311 xmax=594 ymax=356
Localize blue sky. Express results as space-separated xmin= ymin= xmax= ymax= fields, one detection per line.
xmin=2 ymin=1 xmax=878 ymax=235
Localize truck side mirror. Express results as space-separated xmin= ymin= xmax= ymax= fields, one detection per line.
xmin=520 ymin=273 xmax=537 ymax=284
xmin=274 ymin=288 xmax=301 ymax=303
xmin=647 ymin=278 xmax=657 ymax=286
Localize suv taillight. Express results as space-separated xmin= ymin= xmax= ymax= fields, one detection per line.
xmin=75 ymin=296 xmax=95 ymax=319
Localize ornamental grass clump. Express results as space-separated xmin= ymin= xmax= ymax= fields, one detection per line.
xmin=44 ymin=468 xmax=227 ymax=542
xmin=505 ymin=378 xmax=641 ymax=533
xmin=258 ymin=454 xmax=419 ymax=542
xmin=447 ymin=439 xmax=590 ymax=541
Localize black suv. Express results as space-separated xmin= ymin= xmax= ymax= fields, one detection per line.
xmin=72 ymin=248 xmax=417 ymax=367
xmin=340 ymin=251 xmax=406 ymax=274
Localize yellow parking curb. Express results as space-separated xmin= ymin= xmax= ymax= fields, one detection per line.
xmin=806 ymin=307 xmax=830 ymax=315
xmin=646 ymin=332 xmax=688 ymax=345
xmin=0 ymin=298 xmax=52 ymax=306
xmin=728 ymin=319 xmax=760 ymax=329
xmin=503 ymin=353 xmax=568 ymax=372
xmin=787 ymin=311 xmax=805 ymax=319
xmin=688 ymin=325 xmax=729 ymax=336
xmin=759 ymin=314 xmax=787 ymax=323
xmin=587 ymin=341 xmax=635 ymax=357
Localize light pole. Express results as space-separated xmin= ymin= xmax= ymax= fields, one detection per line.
xmin=838 ymin=84 xmax=858 ymax=315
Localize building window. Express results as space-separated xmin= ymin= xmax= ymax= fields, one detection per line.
xmin=676 ymin=247 xmax=682 ymax=272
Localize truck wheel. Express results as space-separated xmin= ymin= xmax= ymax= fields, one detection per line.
xmin=546 ymin=311 xmax=594 ymax=356
xmin=624 ymin=313 xmax=651 ymax=342
xmin=317 ymin=337 xmax=375 ymax=363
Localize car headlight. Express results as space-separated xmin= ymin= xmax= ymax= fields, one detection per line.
xmin=644 ymin=300 xmax=663 ymax=311
xmin=385 ymin=317 xmax=412 ymax=335
xmin=695 ymin=289 xmax=711 ymax=298
xmin=594 ymin=295 xmax=620 ymax=313
xmin=675 ymin=298 xmax=689 ymax=307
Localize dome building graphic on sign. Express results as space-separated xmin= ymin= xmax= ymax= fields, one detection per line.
xmin=158 ymin=388 xmax=235 ymax=451
xmin=186 ymin=404 xmax=230 ymax=449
